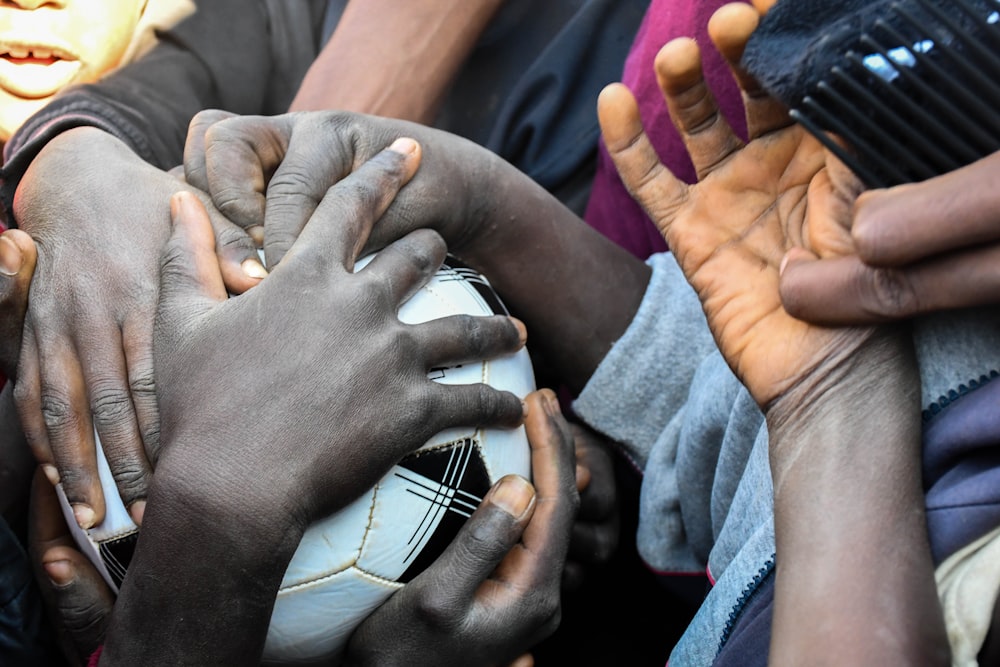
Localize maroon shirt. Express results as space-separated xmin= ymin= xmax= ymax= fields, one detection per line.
xmin=583 ymin=0 xmax=749 ymax=259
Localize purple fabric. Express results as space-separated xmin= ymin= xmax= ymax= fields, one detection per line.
xmin=582 ymin=0 xmax=749 ymax=259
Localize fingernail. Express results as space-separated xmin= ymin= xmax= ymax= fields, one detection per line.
xmin=388 ymin=137 xmax=418 ymax=155
xmin=42 ymin=464 xmax=60 ymax=486
xmin=545 ymin=392 xmax=561 ymax=416
xmin=44 ymin=560 xmax=74 ymax=586
xmin=491 ymin=475 xmax=533 ymax=518
xmin=0 ymin=234 xmax=24 ymax=276
xmin=129 ymin=500 xmax=146 ymax=526
xmin=242 ymin=257 xmax=268 ymax=279
xmin=73 ymin=504 xmax=95 ymax=530
xmin=248 ymin=226 xmax=265 ymax=246
xmin=779 ymin=252 xmax=790 ymax=277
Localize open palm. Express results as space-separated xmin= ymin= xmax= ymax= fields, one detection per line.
xmin=598 ymin=8 xmax=873 ymax=407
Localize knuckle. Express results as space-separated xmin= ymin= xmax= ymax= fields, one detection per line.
xmin=269 ymin=165 xmax=321 ymax=197
xmin=213 ymin=223 xmax=256 ymax=254
xmin=129 ymin=370 xmax=156 ymax=402
xmin=90 ymin=387 xmax=133 ymax=426
xmin=458 ymin=315 xmax=490 ymax=357
xmin=866 ymin=269 xmax=920 ymax=319
xmin=110 ymin=464 xmax=148 ymax=505
xmin=39 ymin=394 xmax=79 ymax=438
xmin=213 ymin=188 xmax=260 ymax=224
xmin=401 ymin=229 xmax=446 ymax=271
xmin=413 ymin=587 xmax=458 ymax=630
xmin=57 ymin=596 xmax=109 ymax=638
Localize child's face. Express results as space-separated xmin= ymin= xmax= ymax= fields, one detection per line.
xmin=0 ymin=0 xmax=147 ymax=141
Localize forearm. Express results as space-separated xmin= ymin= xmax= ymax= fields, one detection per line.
xmin=766 ymin=332 xmax=948 ymax=665
xmin=99 ymin=465 xmax=304 ymax=665
xmin=453 ymin=152 xmax=650 ymax=394
xmin=290 ymin=0 xmax=505 ymax=122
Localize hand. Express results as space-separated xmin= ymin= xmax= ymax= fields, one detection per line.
xmin=101 ymin=139 xmax=528 ymax=664
xmin=779 ymin=150 xmax=1000 ymax=323
xmin=562 ymin=422 xmax=618 ymax=592
xmin=599 ymin=4 xmax=947 ymax=663
xmin=11 ymin=127 xmax=263 ymax=530
xmin=0 ymin=229 xmax=35 ymax=380
xmin=182 ymin=109 xmax=510 ymax=269
xmin=597 ymin=3 xmax=873 ymax=408
xmin=344 ymin=389 xmax=578 ymax=667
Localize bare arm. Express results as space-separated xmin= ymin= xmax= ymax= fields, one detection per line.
xmin=598 ymin=4 xmax=947 ymax=662
xmin=290 ymin=0 xmax=505 ymax=123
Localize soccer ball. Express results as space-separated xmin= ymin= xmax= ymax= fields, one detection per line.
xmin=56 ymin=254 xmax=535 ymax=665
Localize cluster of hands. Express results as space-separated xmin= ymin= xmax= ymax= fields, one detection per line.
xmin=1 ymin=1 xmax=997 ymax=664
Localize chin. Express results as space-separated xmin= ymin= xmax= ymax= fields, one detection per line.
xmin=0 ymin=94 xmax=52 ymax=142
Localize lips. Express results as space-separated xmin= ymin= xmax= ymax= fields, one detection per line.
xmin=0 ymin=40 xmax=80 ymax=98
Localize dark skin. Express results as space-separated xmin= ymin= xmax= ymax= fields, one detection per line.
xmin=11 ymin=127 xmax=264 ymax=530
xmin=779 ymin=150 xmax=1000 ymax=323
xmin=598 ymin=4 xmax=946 ymax=662
xmin=30 ymin=388 xmax=577 ymax=667
xmin=15 ymin=1 xmax=991 ymax=662
xmin=178 ymin=3 xmax=948 ymax=662
xmin=24 ymin=139 xmax=581 ymax=665
xmin=99 ymin=141 xmax=537 ymax=664
xmin=13 ymin=138 xmax=553 ymax=665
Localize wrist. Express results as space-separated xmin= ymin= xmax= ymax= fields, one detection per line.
xmin=100 ymin=465 xmax=306 ymax=665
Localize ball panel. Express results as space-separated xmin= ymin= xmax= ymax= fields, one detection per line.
xmin=60 ymin=254 xmax=534 ymax=666
xmin=280 ymin=490 xmax=375 ymax=588
xmin=357 ymin=437 xmax=493 ymax=582
xmin=265 ymin=567 xmax=402 ymax=664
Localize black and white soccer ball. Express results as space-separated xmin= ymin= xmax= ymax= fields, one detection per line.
xmin=56 ymin=254 xmax=535 ymax=664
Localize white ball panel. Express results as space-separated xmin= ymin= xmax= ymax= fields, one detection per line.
xmin=280 ymin=490 xmax=376 ymax=588
xmin=264 ymin=567 xmax=401 ymax=664
xmin=356 ymin=456 xmax=461 ymax=580
xmin=61 ymin=254 xmax=534 ymax=665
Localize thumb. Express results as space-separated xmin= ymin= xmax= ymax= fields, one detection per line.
xmin=156 ymin=192 xmax=229 ymax=340
xmin=0 ymin=229 xmax=37 ymax=379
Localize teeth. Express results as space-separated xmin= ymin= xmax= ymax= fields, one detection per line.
xmin=32 ymin=48 xmax=51 ymax=59
xmin=8 ymin=47 xmax=27 ymax=58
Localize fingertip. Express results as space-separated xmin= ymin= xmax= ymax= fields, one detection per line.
xmin=246 ymin=225 xmax=265 ymax=247
xmin=654 ymin=38 xmax=703 ymax=92
xmin=490 ymin=475 xmax=535 ymax=520
xmin=597 ymin=83 xmax=640 ymax=137
xmin=779 ymin=246 xmax=817 ymax=275
xmin=575 ymin=463 xmax=592 ymax=492
xmin=241 ymin=257 xmax=268 ymax=280
xmin=0 ymin=232 xmax=25 ymax=276
xmin=751 ymin=0 xmax=779 ymax=15
xmin=387 ymin=137 xmax=422 ymax=180
xmin=707 ymin=3 xmax=760 ymax=62
xmin=510 ymin=317 xmax=527 ymax=347
xmin=129 ymin=499 xmax=146 ymax=526
xmin=42 ymin=464 xmax=60 ymax=486
xmin=72 ymin=504 xmax=95 ymax=530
